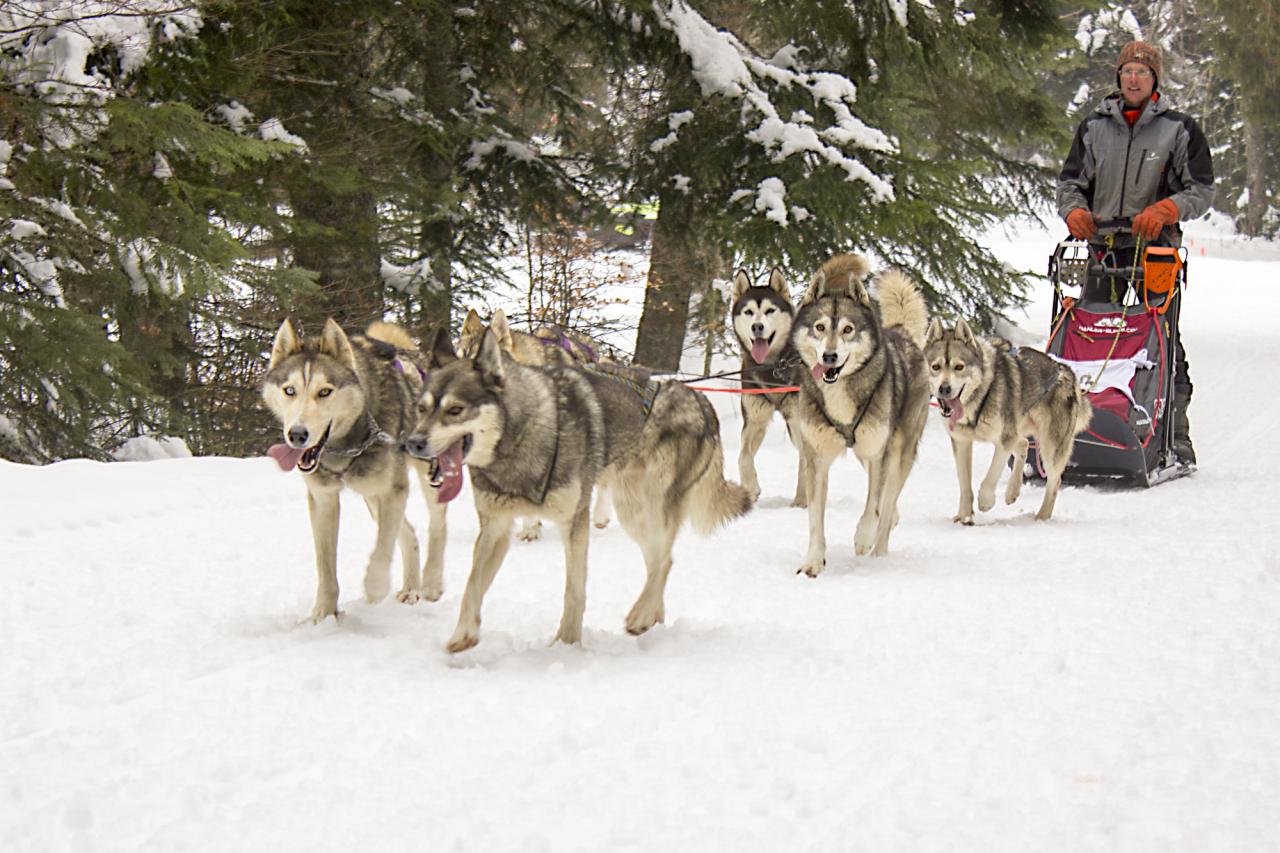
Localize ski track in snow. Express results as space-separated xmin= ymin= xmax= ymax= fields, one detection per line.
xmin=3 ymin=225 xmax=1280 ymax=852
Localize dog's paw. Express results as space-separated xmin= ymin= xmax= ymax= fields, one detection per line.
xmin=395 ymin=588 xmax=421 ymax=605
xmin=624 ymin=601 xmax=663 ymax=636
xmin=593 ymin=518 xmax=611 ymax=530
xmin=796 ymin=559 xmax=825 ymax=578
xmin=1035 ymin=507 xmax=1054 ymax=522
xmin=1004 ymin=483 xmax=1022 ymax=505
xmin=309 ymin=602 xmax=339 ymax=623
xmin=419 ymin=579 xmax=443 ymax=602
xmin=790 ymin=495 xmax=809 ymax=509
xmin=445 ymin=629 xmax=480 ymax=654
xmin=518 ymin=522 xmax=543 ymax=542
xmin=977 ymin=489 xmax=997 ymax=513
xmin=953 ymin=513 xmax=975 ymax=526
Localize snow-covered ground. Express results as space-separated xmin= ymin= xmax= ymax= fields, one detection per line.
xmin=4 ymin=221 xmax=1279 ymax=852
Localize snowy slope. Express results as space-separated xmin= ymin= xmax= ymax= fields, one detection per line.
xmin=3 ymin=223 xmax=1280 ymax=852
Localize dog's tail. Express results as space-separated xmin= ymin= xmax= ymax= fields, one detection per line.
xmin=642 ymin=385 xmax=753 ymax=534
xmin=1072 ymin=382 xmax=1094 ymax=435
xmin=366 ymin=321 xmax=418 ymax=352
xmin=876 ymin=270 xmax=929 ymax=347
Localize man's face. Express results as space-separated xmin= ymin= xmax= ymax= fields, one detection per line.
xmin=1120 ymin=62 xmax=1155 ymax=108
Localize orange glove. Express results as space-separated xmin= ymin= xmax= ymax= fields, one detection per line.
xmin=1132 ymin=198 xmax=1179 ymax=240
xmin=1066 ymin=208 xmax=1097 ymax=240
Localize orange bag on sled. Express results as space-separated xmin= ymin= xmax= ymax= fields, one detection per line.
xmin=1142 ymin=246 xmax=1184 ymax=313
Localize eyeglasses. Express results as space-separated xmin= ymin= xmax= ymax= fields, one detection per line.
xmin=1120 ymin=67 xmax=1153 ymax=79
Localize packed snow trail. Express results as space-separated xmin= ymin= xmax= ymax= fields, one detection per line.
xmin=3 ymin=223 xmax=1279 ymax=852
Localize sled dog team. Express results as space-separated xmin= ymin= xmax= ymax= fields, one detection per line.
xmin=262 ymin=254 xmax=1091 ymax=652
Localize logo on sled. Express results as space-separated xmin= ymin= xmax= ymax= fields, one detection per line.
xmin=1078 ymin=315 xmax=1140 ymax=337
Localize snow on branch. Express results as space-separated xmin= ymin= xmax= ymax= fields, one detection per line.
xmin=653 ymin=0 xmax=897 ymax=223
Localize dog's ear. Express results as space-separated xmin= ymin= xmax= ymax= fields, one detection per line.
xmin=955 ymin=319 xmax=977 ymax=346
xmin=850 ymin=279 xmax=873 ymax=309
xmin=731 ymin=269 xmax=753 ymax=300
xmin=475 ymin=328 xmax=506 ymax=389
xmin=925 ymin=317 xmax=945 ymax=344
xmin=462 ymin=308 xmax=484 ymax=337
xmin=801 ymin=269 xmax=828 ymax=305
xmin=428 ymin=326 xmax=457 ymax=367
xmin=489 ymin=309 xmax=514 ymax=353
xmin=269 ymin=318 xmax=303 ymax=368
xmin=768 ymin=267 xmax=789 ymax=297
xmin=318 ymin=319 xmax=357 ymax=369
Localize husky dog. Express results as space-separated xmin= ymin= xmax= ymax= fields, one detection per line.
xmin=791 ymin=255 xmax=931 ymax=575
xmin=404 ymin=330 xmax=752 ymax=653
xmin=459 ymin=308 xmax=614 ymax=538
xmin=262 ymin=319 xmax=448 ymax=622
xmin=924 ymin=319 xmax=1092 ymax=523
xmin=458 ymin=307 xmax=611 ymax=367
xmin=729 ymin=268 xmax=813 ymax=506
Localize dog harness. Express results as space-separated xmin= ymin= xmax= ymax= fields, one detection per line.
xmin=316 ymin=414 xmax=396 ymax=478
xmin=816 ymin=356 xmax=889 ymax=448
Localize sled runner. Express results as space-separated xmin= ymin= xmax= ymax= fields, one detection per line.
xmin=1032 ymin=220 xmax=1191 ymax=487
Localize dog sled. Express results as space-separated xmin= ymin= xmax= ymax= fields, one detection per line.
xmin=1032 ymin=220 xmax=1190 ymax=487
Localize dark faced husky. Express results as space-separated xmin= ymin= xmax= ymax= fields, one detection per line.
xmin=729 ymin=268 xmax=813 ymax=507
xmin=924 ymin=319 xmax=1092 ymax=523
xmin=405 ymin=330 xmax=752 ymax=653
xmin=262 ymin=319 xmax=448 ymax=622
xmin=791 ymin=254 xmax=930 ymax=575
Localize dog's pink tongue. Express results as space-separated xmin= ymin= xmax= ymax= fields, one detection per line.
xmin=945 ymin=398 xmax=965 ymax=429
xmin=436 ymin=440 xmax=466 ymax=503
xmin=750 ymin=339 xmax=770 ymax=364
xmin=811 ymin=363 xmax=827 ymax=382
xmin=268 ymin=443 xmax=303 ymax=472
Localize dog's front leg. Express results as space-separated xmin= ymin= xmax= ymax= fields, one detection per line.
xmin=1005 ymin=438 xmax=1029 ymax=507
xmin=977 ymin=444 xmax=1010 ymax=513
xmin=854 ymin=454 xmax=885 ymax=555
xmin=872 ymin=439 xmax=918 ymax=556
xmin=394 ymin=515 xmax=421 ymax=603
xmin=951 ymin=435 xmax=975 ymax=524
xmin=556 ymin=506 xmax=591 ymax=645
xmin=306 ymin=486 xmax=341 ymax=622
xmin=797 ymin=453 xmax=835 ymax=577
xmin=792 ymin=437 xmax=813 ymax=508
xmin=738 ymin=401 xmax=769 ymax=502
xmin=418 ymin=489 xmax=447 ymax=601
xmin=364 ymin=481 xmax=410 ymax=604
xmin=446 ymin=513 xmax=513 ymax=653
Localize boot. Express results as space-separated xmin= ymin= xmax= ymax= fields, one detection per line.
xmin=1172 ymin=399 xmax=1196 ymax=468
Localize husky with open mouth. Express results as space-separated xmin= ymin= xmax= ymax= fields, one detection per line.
xmin=262 ymin=318 xmax=449 ymax=622
xmin=924 ymin=319 xmax=1092 ymax=523
xmin=404 ymin=329 xmax=753 ymax=654
xmin=791 ymin=254 xmax=931 ymax=574
xmin=457 ymin=308 xmax=615 ymax=540
xmin=729 ymin=268 xmax=813 ymax=507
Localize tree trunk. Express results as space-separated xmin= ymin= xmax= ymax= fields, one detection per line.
xmin=634 ymin=194 xmax=714 ymax=372
xmin=1243 ymin=112 xmax=1266 ymax=237
xmin=288 ymin=181 xmax=383 ymax=331
xmin=416 ymin=4 xmax=459 ymax=343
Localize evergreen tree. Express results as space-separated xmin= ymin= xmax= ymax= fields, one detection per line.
xmin=605 ymin=0 xmax=1076 ymax=370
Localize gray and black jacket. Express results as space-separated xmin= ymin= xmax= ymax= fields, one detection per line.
xmin=1057 ymin=92 xmax=1215 ymax=228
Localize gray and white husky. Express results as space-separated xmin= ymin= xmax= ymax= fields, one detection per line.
xmin=262 ymin=319 xmax=448 ymax=622
xmin=729 ymin=268 xmax=813 ymax=506
xmin=924 ymin=319 xmax=1092 ymax=523
xmin=404 ymin=330 xmax=753 ymax=653
xmin=458 ymin=308 xmax=614 ymax=540
xmin=790 ymin=254 xmax=931 ymax=575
